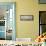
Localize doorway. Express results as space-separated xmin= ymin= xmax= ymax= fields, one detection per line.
xmin=39 ymin=11 xmax=46 ymax=35
xmin=0 ymin=2 xmax=16 ymax=40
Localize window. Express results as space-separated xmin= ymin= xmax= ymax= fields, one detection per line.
xmin=0 ymin=2 xmax=16 ymax=40
xmin=39 ymin=11 xmax=46 ymax=35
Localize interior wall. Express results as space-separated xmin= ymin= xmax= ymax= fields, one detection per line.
xmin=0 ymin=0 xmax=46 ymax=40
xmin=16 ymin=0 xmax=39 ymax=39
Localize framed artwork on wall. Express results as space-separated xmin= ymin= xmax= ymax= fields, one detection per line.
xmin=39 ymin=0 xmax=46 ymax=4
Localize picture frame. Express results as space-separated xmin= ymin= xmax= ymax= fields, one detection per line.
xmin=20 ymin=15 xmax=34 ymax=21
xmin=39 ymin=0 xmax=46 ymax=4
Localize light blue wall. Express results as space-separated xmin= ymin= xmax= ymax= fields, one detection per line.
xmin=0 ymin=32 xmax=5 ymax=38
xmin=0 ymin=26 xmax=5 ymax=31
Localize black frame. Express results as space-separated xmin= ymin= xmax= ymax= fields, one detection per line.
xmin=39 ymin=0 xmax=46 ymax=4
xmin=39 ymin=11 xmax=46 ymax=35
xmin=39 ymin=12 xmax=40 ymax=36
xmin=0 ymin=21 xmax=5 ymax=26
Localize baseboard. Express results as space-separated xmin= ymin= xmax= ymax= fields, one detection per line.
xmin=16 ymin=38 xmax=32 ymax=42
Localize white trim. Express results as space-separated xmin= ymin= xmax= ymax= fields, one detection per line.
xmin=16 ymin=38 xmax=32 ymax=42
xmin=12 ymin=4 xmax=15 ymax=40
xmin=5 ymin=20 xmax=6 ymax=40
xmin=10 ymin=9 xmax=13 ymax=18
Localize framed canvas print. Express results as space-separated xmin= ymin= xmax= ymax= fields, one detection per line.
xmin=39 ymin=0 xmax=46 ymax=4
